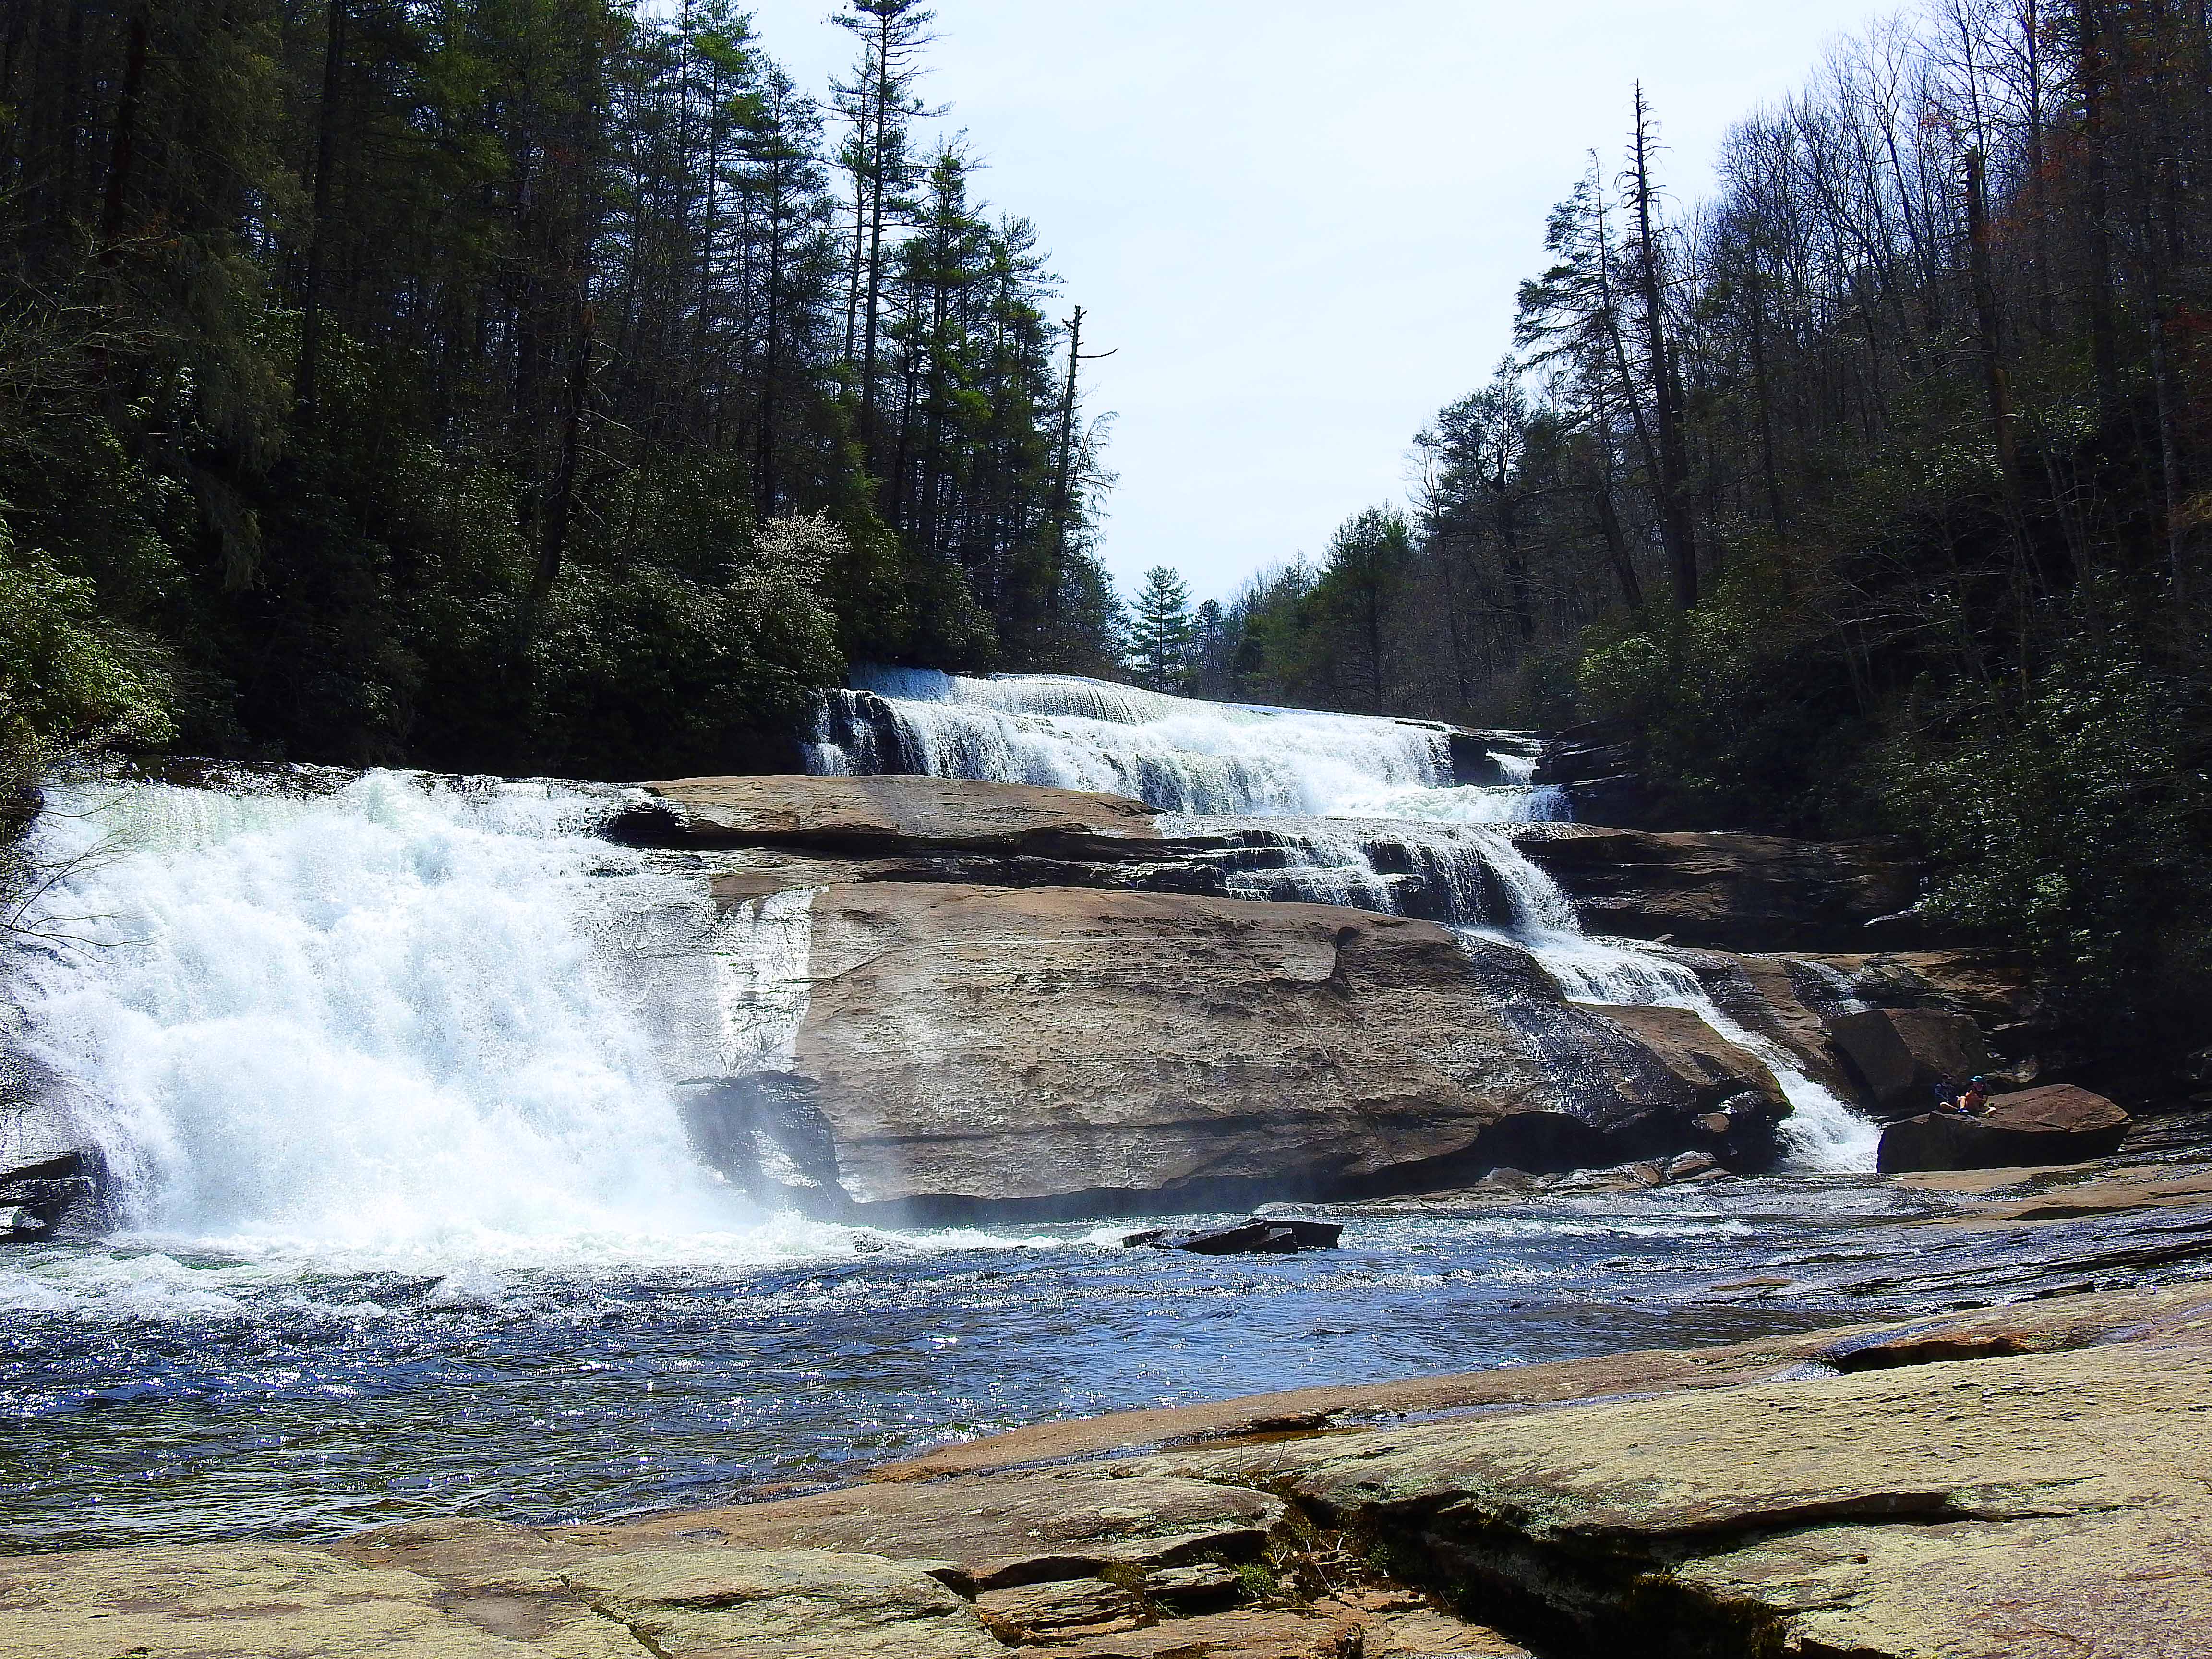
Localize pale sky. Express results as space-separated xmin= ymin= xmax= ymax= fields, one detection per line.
xmin=739 ymin=0 xmax=1899 ymax=603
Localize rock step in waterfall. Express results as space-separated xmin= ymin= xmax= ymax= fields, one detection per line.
xmin=0 ymin=674 xmax=2072 ymax=1238
xmin=624 ymin=760 xmax=2072 ymax=1216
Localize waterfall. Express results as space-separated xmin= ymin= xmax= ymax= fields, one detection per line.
xmin=808 ymin=670 xmax=1565 ymax=822
xmin=807 ymin=670 xmax=1877 ymax=1171
xmin=1196 ymin=824 xmax=1876 ymax=1170
xmin=2 ymin=772 xmax=842 ymax=1262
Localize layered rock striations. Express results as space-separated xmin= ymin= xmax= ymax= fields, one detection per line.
xmin=687 ymin=883 xmax=1793 ymax=1218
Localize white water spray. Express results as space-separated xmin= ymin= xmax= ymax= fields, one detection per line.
xmin=2 ymin=774 xmax=847 ymax=1267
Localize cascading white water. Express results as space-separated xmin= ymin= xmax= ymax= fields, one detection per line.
xmin=817 ymin=670 xmax=1878 ymax=1172
xmin=1 ymin=773 xmax=885 ymax=1270
xmin=810 ymin=669 xmax=1567 ymax=822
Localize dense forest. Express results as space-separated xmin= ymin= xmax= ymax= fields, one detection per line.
xmin=5 ymin=0 xmax=2209 ymax=1043
xmin=1141 ymin=0 xmax=2209 ymax=1041
xmin=0 ymin=0 xmax=1120 ymax=784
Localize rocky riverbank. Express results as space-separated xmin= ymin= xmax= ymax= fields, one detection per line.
xmin=10 ymin=1263 xmax=2209 ymax=1657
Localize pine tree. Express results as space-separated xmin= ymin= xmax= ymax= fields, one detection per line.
xmin=1125 ymin=565 xmax=1194 ymax=691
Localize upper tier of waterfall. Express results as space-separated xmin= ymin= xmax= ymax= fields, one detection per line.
xmin=806 ymin=669 xmax=1567 ymax=822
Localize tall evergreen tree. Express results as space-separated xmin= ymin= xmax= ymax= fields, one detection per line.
xmin=1125 ymin=565 xmax=1194 ymax=691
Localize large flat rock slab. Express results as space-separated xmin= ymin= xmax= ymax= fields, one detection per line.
xmin=1152 ymin=1290 xmax=2212 ymax=1658
xmin=0 ymin=1543 xmax=553 ymax=1659
xmin=638 ymin=773 xmax=1162 ymax=857
xmin=697 ymin=882 xmax=1788 ymax=1215
xmin=559 ymin=1468 xmax=1284 ymax=1591
xmin=560 ymin=1547 xmax=1004 ymax=1658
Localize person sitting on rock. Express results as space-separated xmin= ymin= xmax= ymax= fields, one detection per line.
xmin=1956 ymin=1077 xmax=1992 ymax=1117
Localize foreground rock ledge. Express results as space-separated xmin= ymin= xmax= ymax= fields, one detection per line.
xmin=7 ymin=1288 xmax=2210 ymax=1659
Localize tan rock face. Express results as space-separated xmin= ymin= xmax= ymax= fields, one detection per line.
xmin=645 ymin=772 xmax=1162 ymax=856
xmin=694 ymin=882 xmax=1780 ymax=1214
xmin=1506 ymin=822 xmax=1919 ymax=950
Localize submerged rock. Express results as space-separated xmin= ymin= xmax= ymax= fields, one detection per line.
xmin=1877 ymin=1083 xmax=2132 ymax=1172
xmin=1122 ymin=1218 xmax=1344 ymax=1254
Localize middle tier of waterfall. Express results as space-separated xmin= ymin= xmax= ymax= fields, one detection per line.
xmin=804 ymin=668 xmax=1877 ymax=1172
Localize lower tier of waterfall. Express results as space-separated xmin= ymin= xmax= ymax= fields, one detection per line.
xmin=5 ymin=773 xmax=820 ymax=1262
xmin=1162 ymin=816 xmax=1880 ymax=1171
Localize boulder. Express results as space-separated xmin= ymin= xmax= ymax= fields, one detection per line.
xmin=685 ymin=883 xmax=1807 ymax=1218
xmin=1123 ymin=1219 xmax=1343 ymax=1254
xmin=1830 ymin=1007 xmax=1997 ymax=1113
xmin=1504 ymin=823 xmax=1921 ymax=951
xmin=1876 ymin=1084 xmax=2131 ymax=1173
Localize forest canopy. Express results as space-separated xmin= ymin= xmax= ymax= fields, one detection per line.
xmin=0 ymin=0 xmax=1123 ymax=779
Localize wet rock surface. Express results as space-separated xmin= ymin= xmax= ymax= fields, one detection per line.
xmin=691 ymin=882 xmax=1812 ymax=1218
xmin=1504 ymin=821 xmax=1921 ymax=950
xmin=637 ymin=773 xmax=1166 ymax=860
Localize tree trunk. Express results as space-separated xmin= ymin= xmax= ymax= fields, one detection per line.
xmin=297 ymin=0 xmax=348 ymax=414
xmin=1631 ymin=89 xmax=1695 ymax=607
xmin=1964 ymin=148 xmax=2020 ymax=482
xmin=536 ymin=306 xmax=594 ymax=600
xmin=97 ymin=6 xmax=149 ymax=267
